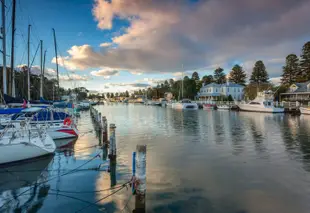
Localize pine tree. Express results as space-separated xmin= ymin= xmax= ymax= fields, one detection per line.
xmin=110 ymin=93 xmax=114 ymax=98
xmin=250 ymin=60 xmax=269 ymax=83
xmin=228 ymin=64 xmax=246 ymax=85
xmin=125 ymin=90 xmax=129 ymax=97
xmin=191 ymin=72 xmax=200 ymax=81
xmin=281 ymin=54 xmax=299 ymax=85
xmin=213 ymin=67 xmax=226 ymax=84
xmin=106 ymin=92 xmax=110 ymax=98
xmin=300 ymin=41 xmax=310 ymax=80
xmin=202 ymin=75 xmax=213 ymax=85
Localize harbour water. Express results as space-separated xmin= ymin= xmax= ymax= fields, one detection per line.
xmin=1 ymin=104 xmax=310 ymax=213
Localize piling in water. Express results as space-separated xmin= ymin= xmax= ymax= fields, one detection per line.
xmin=108 ymin=123 xmax=116 ymax=160
xmin=102 ymin=116 xmax=108 ymax=143
xmin=135 ymin=145 xmax=146 ymax=213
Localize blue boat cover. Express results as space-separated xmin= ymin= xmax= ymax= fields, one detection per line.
xmin=0 ymin=108 xmax=24 ymax=115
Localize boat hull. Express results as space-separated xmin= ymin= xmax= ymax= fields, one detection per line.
xmin=238 ymin=104 xmax=284 ymax=113
xmin=0 ymin=134 xmax=56 ymax=165
xmin=172 ymin=103 xmax=198 ymax=110
xmin=203 ymin=104 xmax=216 ymax=110
xmin=300 ymin=107 xmax=310 ymax=115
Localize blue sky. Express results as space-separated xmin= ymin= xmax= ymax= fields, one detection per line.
xmin=4 ymin=0 xmax=310 ymax=92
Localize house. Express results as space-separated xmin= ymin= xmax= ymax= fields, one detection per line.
xmin=280 ymin=81 xmax=310 ymax=103
xmin=197 ymin=82 xmax=244 ymax=101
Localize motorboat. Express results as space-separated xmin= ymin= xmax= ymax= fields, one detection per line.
xmin=172 ymin=99 xmax=198 ymax=110
xmin=0 ymin=108 xmax=79 ymax=140
xmin=300 ymin=107 xmax=310 ymax=115
xmin=217 ymin=105 xmax=230 ymax=110
xmin=0 ymin=122 xmax=56 ymax=165
xmin=203 ymin=104 xmax=216 ymax=110
xmin=78 ymin=101 xmax=90 ymax=110
xmin=237 ymin=91 xmax=284 ymax=113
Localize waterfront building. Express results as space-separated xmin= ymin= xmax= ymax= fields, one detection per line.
xmin=280 ymin=81 xmax=310 ymax=103
xmin=197 ymin=82 xmax=244 ymax=101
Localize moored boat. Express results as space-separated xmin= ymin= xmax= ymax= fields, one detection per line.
xmin=217 ymin=105 xmax=230 ymax=110
xmin=172 ymin=99 xmax=198 ymax=110
xmin=0 ymin=124 xmax=56 ymax=165
xmin=237 ymin=91 xmax=284 ymax=113
xmin=300 ymin=107 xmax=310 ymax=115
xmin=203 ymin=104 xmax=216 ymax=110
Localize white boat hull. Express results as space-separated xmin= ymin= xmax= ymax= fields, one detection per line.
xmin=0 ymin=134 xmax=56 ymax=165
xmin=217 ymin=105 xmax=230 ymax=110
xmin=172 ymin=103 xmax=198 ymax=110
xmin=238 ymin=104 xmax=284 ymax=113
xmin=300 ymin=107 xmax=310 ymax=115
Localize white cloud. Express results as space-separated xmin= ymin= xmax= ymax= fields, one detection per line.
xmin=130 ymin=71 xmax=143 ymax=75
xmin=270 ymin=77 xmax=282 ymax=86
xmin=59 ymin=74 xmax=90 ymax=81
xmin=16 ymin=65 xmax=56 ymax=79
xmin=100 ymin=42 xmax=112 ymax=47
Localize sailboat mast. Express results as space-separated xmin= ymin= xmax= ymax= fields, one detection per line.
xmin=10 ymin=0 xmax=16 ymax=97
xmin=27 ymin=24 xmax=31 ymax=100
xmin=52 ymin=28 xmax=59 ymax=100
xmin=181 ymin=64 xmax=184 ymax=99
xmin=1 ymin=0 xmax=7 ymax=95
xmin=40 ymin=40 xmax=43 ymax=98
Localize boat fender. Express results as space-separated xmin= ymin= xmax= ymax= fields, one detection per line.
xmin=63 ymin=117 xmax=72 ymax=126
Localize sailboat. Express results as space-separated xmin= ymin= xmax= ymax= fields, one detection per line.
xmin=0 ymin=121 xmax=56 ymax=165
xmin=172 ymin=66 xmax=198 ymax=110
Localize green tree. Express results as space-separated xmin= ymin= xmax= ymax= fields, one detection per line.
xmin=191 ymin=72 xmax=200 ymax=81
xmin=110 ymin=93 xmax=114 ymax=98
xmin=227 ymin=95 xmax=234 ymax=101
xmin=125 ymin=90 xmax=129 ymax=97
xmin=213 ymin=67 xmax=226 ymax=84
xmin=183 ymin=76 xmax=190 ymax=81
xmin=102 ymin=93 xmax=105 ymax=99
xmin=229 ymin=64 xmax=246 ymax=85
xmin=300 ymin=41 xmax=310 ymax=81
xmin=250 ymin=60 xmax=269 ymax=83
xmin=106 ymin=92 xmax=110 ymax=98
xmin=115 ymin=92 xmax=119 ymax=97
xmin=202 ymin=75 xmax=213 ymax=85
xmin=169 ymin=79 xmax=175 ymax=88
xmin=281 ymin=54 xmax=299 ymax=85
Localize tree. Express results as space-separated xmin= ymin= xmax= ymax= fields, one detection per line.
xmin=300 ymin=41 xmax=310 ymax=81
xmin=101 ymin=93 xmax=105 ymax=99
xmin=229 ymin=64 xmax=246 ymax=85
xmin=183 ymin=76 xmax=190 ymax=81
xmin=125 ymin=90 xmax=129 ymax=97
xmin=213 ymin=67 xmax=226 ymax=84
xmin=250 ymin=60 xmax=269 ymax=83
xmin=115 ymin=92 xmax=119 ymax=97
xmin=106 ymin=93 xmax=110 ymax=99
xmin=110 ymin=93 xmax=114 ymax=98
xmin=281 ymin=54 xmax=299 ymax=85
xmin=192 ymin=72 xmax=200 ymax=81
xmin=169 ymin=79 xmax=175 ymax=88
xmin=202 ymin=75 xmax=213 ymax=85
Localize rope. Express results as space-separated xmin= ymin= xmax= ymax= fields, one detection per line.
xmin=74 ymin=183 xmax=129 ymax=213
xmin=0 ymin=153 xmax=101 ymax=210
xmin=119 ymin=193 xmax=133 ymax=213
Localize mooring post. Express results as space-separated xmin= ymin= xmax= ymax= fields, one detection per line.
xmin=134 ymin=145 xmax=146 ymax=213
xmin=132 ymin=151 xmax=136 ymax=194
xmin=102 ymin=116 xmax=108 ymax=143
xmin=108 ymin=124 xmax=116 ymax=160
xmin=98 ymin=112 xmax=102 ymax=128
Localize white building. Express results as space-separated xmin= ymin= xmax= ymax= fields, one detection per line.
xmin=197 ymin=82 xmax=244 ymax=101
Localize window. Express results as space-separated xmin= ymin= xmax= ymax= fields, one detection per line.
xmin=249 ymin=102 xmax=261 ymax=105
xmin=234 ymin=88 xmax=236 ymax=92
xmin=216 ymin=89 xmax=218 ymax=92
xmin=227 ymin=88 xmax=229 ymax=92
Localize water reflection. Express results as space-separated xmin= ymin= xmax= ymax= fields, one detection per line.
xmin=0 ymin=156 xmax=53 ymax=212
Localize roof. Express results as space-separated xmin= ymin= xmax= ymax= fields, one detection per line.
xmin=202 ymin=82 xmax=244 ymax=88
xmin=290 ymin=81 xmax=310 ymax=92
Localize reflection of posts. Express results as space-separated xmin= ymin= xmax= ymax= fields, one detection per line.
xmin=102 ymin=116 xmax=108 ymax=144
xmin=134 ymin=145 xmax=146 ymax=213
xmin=108 ymin=124 xmax=116 ymax=160
xmin=109 ymin=158 xmax=117 ymax=187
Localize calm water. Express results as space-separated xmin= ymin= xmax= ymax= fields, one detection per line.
xmin=1 ymin=104 xmax=310 ymax=213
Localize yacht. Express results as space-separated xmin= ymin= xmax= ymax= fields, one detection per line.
xmin=172 ymin=99 xmax=198 ymax=110
xmin=0 ymin=122 xmax=56 ymax=165
xmin=300 ymin=107 xmax=310 ymax=115
xmin=238 ymin=91 xmax=284 ymax=113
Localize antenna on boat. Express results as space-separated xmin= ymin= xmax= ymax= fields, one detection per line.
xmin=181 ymin=64 xmax=184 ymax=99
xmin=1 ymin=0 xmax=7 ymax=95
xmin=10 ymin=0 xmax=16 ymax=97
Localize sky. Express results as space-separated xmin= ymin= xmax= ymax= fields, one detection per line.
xmin=3 ymin=0 xmax=310 ymax=92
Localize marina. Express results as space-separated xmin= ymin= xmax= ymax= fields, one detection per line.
xmin=1 ymin=104 xmax=310 ymax=212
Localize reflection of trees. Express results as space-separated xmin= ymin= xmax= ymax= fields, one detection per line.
xmin=294 ymin=116 xmax=310 ymax=171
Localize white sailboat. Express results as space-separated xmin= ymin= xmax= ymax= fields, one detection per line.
xmin=238 ymin=91 xmax=284 ymax=113
xmin=299 ymin=107 xmax=310 ymax=115
xmin=0 ymin=122 xmax=56 ymax=165
xmin=172 ymin=99 xmax=198 ymax=110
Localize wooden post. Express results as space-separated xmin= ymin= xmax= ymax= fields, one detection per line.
xmin=135 ymin=145 xmax=146 ymax=213
xmin=102 ymin=116 xmax=108 ymax=143
xmin=108 ymin=124 xmax=116 ymax=160
xmin=132 ymin=151 xmax=136 ymax=194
